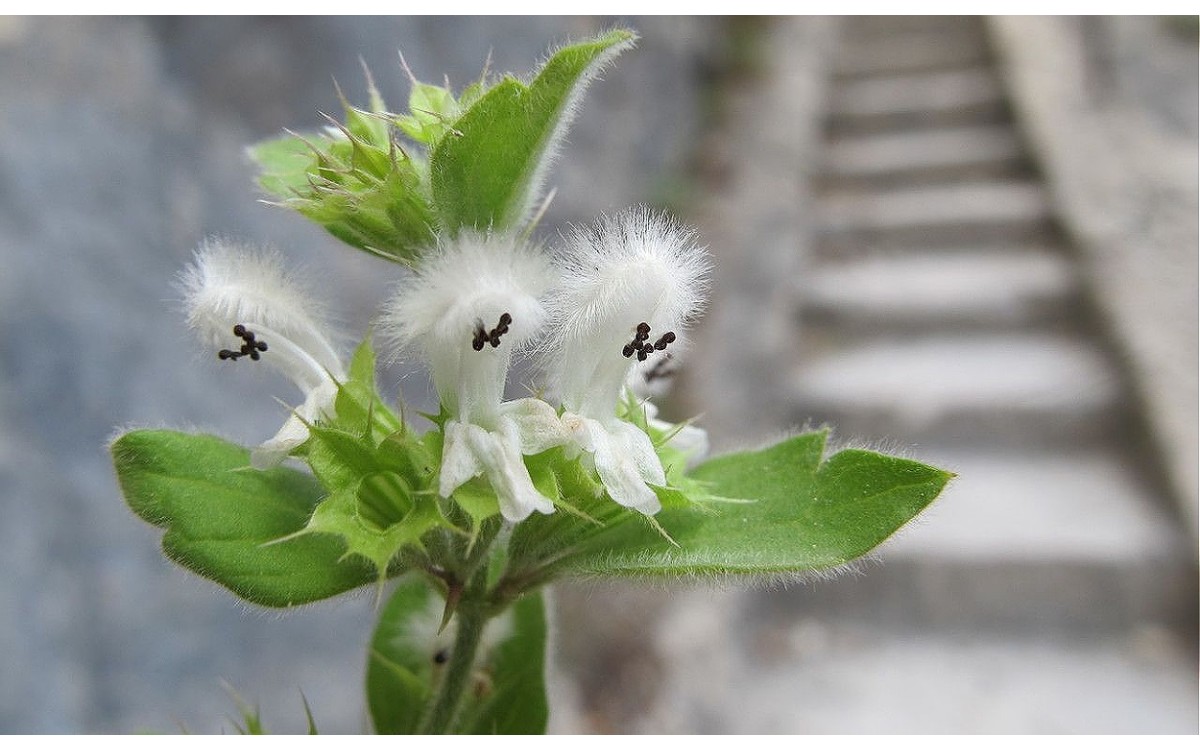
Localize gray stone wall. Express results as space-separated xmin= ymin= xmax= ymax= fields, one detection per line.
xmin=990 ymin=16 xmax=1199 ymax=530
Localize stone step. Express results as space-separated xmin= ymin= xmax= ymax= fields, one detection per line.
xmin=789 ymin=334 xmax=1121 ymax=446
xmin=827 ymin=68 xmax=1009 ymax=135
xmin=743 ymin=444 xmax=1195 ymax=636
xmin=721 ymin=621 xmax=1199 ymax=732
xmin=834 ymin=29 xmax=990 ymax=79
xmin=816 ymin=180 xmax=1054 ymax=250
xmin=821 ymin=124 xmax=1028 ymax=186
xmin=798 ymin=248 xmax=1080 ymax=332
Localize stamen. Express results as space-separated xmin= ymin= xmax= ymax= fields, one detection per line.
xmin=218 ymin=324 xmax=268 ymax=363
xmin=653 ymin=331 xmax=676 ymax=351
xmin=472 ymin=313 xmax=514 ymax=351
xmin=623 ymin=321 xmax=655 ymax=358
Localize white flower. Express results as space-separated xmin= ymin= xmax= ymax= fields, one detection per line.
xmin=181 ymin=239 xmax=346 ymax=469
xmin=543 ymin=207 xmax=709 ymax=514
xmin=382 ymin=233 xmax=565 ymax=522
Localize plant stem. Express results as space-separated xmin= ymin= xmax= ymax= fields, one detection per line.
xmin=417 ymin=569 xmax=490 ymax=734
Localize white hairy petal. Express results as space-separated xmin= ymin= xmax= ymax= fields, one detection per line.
xmin=544 ymin=206 xmax=709 ymax=420
xmin=381 ymin=233 xmax=555 ymax=427
xmin=439 ymin=419 xmax=556 ymax=523
xmin=251 ymin=381 xmax=339 ymax=469
xmin=181 ymin=240 xmax=346 ymax=466
xmin=563 ymin=413 xmax=664 ymax=515
xmin=181 ymin=239 xmax=344 ymax=383
xmin=499 ymin=398 xmax=571 ymax=455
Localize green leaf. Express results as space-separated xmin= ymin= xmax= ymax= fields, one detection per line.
xmin=429 ymin=29 xmax=636 ymax=232
xmin=111 ymin=430 xmax=375 ymax=607
xmin=367 ymin=577 xmax=439 ymax=735
xmin=533 ymin=431 xmax=952 ymax=579
xmin=457 ymin=591 xmax=548 ymax=734
xmin=366 ymin=579 xmax=549 ymax=734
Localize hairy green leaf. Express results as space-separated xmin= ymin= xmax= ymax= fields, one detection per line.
xmin=526 ymin=431 xmax=952 ymax=579
xmin=457 ymin=590 xmax=548 ymax=734
xmin=430 ymin=30 xmax=636 ymax=232
xmin=111 ymin=430 xmax=374 ymax=607
xmin=367 ymin=578 xmax=549 ymax=734
xmin=366 ymin=577 xmax=439 ymax=734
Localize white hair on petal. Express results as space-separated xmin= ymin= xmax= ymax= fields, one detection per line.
xmin=541 ymin=206 xmax=710 ymax=417
xmin=380 ymin=232 xmax=556 ymax=362
xmin=179 ymin=238 xmax=341 ymax=374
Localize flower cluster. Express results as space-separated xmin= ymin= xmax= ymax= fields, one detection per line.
xmin=182 ymin=207 xmax=710 ymax=525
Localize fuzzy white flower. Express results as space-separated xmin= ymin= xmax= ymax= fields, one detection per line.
xmin=181 ymin=239 xmax=346 ymax=469
xmin=543 ymin=207 xmax=710 ymax=514
xmin=382 ymin=233 xmax=565 ymax=523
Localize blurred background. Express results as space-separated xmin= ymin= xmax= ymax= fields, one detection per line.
xmin=0 ymin=16 xmax=1195 ymax=733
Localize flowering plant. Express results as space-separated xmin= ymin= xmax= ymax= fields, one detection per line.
xmin=110 ymin=29 xmax=950 ymax=734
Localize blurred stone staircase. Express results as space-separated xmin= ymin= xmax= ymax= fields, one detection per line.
xmin=786 ymin=14 xmax=1193 ymax=633
xmin=622 ymin=15 xmax=1198 ymax=733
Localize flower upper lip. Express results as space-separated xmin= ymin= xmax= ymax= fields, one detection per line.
xmin=181 ymin=239 xmax=347 ymax=468
xmin=538 ymin=207 xmax=710 ymax=514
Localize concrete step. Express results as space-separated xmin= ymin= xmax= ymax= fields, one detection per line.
xmin=790 ymin=334 xmax=1121 ymax=446
xmin=821 ymin=124 xmax=1028 ymax=187
xmin=722 ymin=622 xmax=1199 ymax=732
xmin=553 ymin=577 xmax=1198 ymax=733
xmin=817 ymin=180 xmax=1054 ymax=250
xmin=741 ymin=443 xmax=1196 ymax=636
xmin=828 ymin=68 xmax=1009 ymax=135
xmin=834 ymin=29 xmax=990 ymax=79
xmin=798 ymin=248 xmax=1080 ymax=332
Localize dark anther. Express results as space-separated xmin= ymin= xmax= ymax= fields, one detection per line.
xmin=433 ymin=648 xmax=449 ymax=665
xmin=636 ymin=348 xmax=649 ymax=362
xmin=472 ymin=325 xmax=488 ymax=352
xmin=473 ymin=313 xmax=512 ymax=351
xmin=220 ymin=324 xmax=267 ymax=363
xmin=653 ymin=331 xmax=676 ymax=351
xmin=624 ymin=321 xmax=656 ymax=358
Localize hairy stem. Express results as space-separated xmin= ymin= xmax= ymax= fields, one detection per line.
xmin=417 ymin=567 xmax=490 ymax=733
